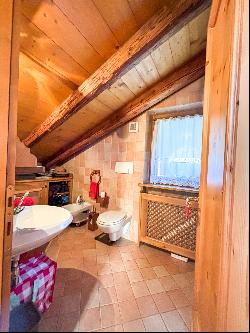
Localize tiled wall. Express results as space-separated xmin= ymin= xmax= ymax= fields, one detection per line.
xmin=64 ymin=114 xmax=146 ymax=242
xmin=16 ymin=136 xmax=37 ymax=167
xmin=63 ymin=77 xmax=204 ymax=242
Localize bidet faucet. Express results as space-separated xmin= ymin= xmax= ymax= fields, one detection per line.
xmin=14 ymin=191 xmax=30 ymax=215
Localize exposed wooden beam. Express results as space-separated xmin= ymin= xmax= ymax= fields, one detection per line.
xmin=44 ymin=50 xmax=206 ymax=168
xmin=24 ymin=0 xmax=210 ymax=147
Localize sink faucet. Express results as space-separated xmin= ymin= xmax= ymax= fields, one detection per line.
xmin=14 ymin=191 xmax=30 ymax=215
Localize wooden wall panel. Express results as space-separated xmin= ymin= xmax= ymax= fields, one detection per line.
xmin=193 ymin=0 xmax=249 ymax=331
xmin=0 ymin=0 xmax=20 ymax=330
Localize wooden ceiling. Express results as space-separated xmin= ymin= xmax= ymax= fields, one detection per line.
xmin=18 ymin=0 xmax=210 ymax=165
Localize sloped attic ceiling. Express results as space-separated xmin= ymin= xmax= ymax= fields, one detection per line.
xmin=18 ymin=0 xmax=210 ymax=166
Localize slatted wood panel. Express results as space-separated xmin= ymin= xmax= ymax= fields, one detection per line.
xmin=139 ymin=193 xmax=199 ymax=260
xmin=29 ymin=9 xmax=210 ymax=162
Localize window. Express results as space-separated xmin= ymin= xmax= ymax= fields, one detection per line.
xmin=150 ymin=114 xmax=203 ymax=189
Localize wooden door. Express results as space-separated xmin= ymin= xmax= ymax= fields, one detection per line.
xmin=0 ymin=0 xmax=20 ymax=331
xmin=193 ymin=0 xmax=249 ymax=331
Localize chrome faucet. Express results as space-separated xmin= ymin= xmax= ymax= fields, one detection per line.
xmin=14 ymin=191 xmax=30 ymax=215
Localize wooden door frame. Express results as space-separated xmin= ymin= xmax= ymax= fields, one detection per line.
xmin=0 ymin=0 xmax=20 ymax=331
xmin=193 ymin=0 xmax=249 ymax=331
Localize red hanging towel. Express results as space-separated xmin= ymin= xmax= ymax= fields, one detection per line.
xmin=89 ymin=181 xmax=99 ymax=200
xmin=14 ymin=197 xmax=34 ymax=208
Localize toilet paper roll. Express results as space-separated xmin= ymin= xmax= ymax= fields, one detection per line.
xmin=100 ymin=191 xmax=106 ymax=198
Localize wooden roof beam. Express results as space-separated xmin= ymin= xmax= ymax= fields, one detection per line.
xmin=44 ymin=50 xmax=206 ymax=168
xmin=23 ymin=0 xmax=210 ymax=147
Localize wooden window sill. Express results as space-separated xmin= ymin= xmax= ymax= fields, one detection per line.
xmin=138 ymin=183 xmax=200 ymax=194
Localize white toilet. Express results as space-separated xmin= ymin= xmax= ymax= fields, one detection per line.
xmin=97 ymin=210 xmax=129 ymax=241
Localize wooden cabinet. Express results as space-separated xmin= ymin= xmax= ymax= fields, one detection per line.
xmin=15 ymin=175 xmax=73 ymax=206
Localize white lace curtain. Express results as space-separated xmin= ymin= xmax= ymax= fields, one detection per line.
xmin=150 ymin=114 xmax=203 ymax=189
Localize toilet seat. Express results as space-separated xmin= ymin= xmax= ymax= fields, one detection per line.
xmin=97 ymin=210 xmax=127 ymax=226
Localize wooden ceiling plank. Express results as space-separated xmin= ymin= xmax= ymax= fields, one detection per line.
xmin=135 ymin=54 xmax=161 ymax=86
xmin=121 ymin=67 xmax=148 ymax=95
xmin=97 ymin=90 xmax=124 ymax=110
xmin=21 ymin=0 xmax=104 ymax=73
xmin=150 ymin=39 xmax=176 ymax=78
xmin=128 ymin=0 xmax=174 ymax=26
xmin=23 ymin=0 xmax=210 ymax=148
xmin=93 ymin=0 xmax=138 ymax=45
xmin=20 ymin=50 xmax=77 ymax=90
xmin=108 ymin=79 xmax=135 ymax=104
xmin=53 ymin=0 xmax=120 ymax=59
xmin=44 ymin=50 xmax=206 ymax=168
xmin=169 ymin=25 xmax=192 ymax=68
xmin=18 ymin=52 xmax=73 ymax=139
xmin=188 ymin=8 xmax=210 ymax=56
xmin=20 ymin=14 xmax=89 ymax=85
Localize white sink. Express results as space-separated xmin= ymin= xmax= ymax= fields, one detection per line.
xmin=12 ymin=205 xmax=73 ymax=258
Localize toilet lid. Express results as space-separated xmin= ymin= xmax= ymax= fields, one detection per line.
xmin=98 ymin=210 xmax=126 ymax=224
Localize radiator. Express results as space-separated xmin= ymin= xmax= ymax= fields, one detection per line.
xmin=139 ymin=192 xmax=199 ymax=259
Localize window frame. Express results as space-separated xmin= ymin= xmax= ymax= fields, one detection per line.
xmin=144 ymin=106 xmax=203 ymax=190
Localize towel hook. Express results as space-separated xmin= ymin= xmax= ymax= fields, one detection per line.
xmin=90 ymin=170 xmax=101 ymax=184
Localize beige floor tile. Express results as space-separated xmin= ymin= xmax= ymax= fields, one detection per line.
xmin=140 ymin=267 xmax=157 ymax=280
xmin=97 ymin=255 xmax=110 ymax=264
xmin=98 ymin=273 xmax=115 ymax=289
xmin=136 ymin=295 xmax=159 ymax=318
xmin=146 ymin=279 xmax=165 ymax=295
xmin=123 ymin=319 xmax=145 ymax=332
xmin=79 ymin=307 xmax=101 ymax=332
xmin=109 ymin=252 xmax=123 ymax=262
xmin=162 ymin=309 xmax=189 ymax=332
xmin=172 ymin=273 xmax=191 ymax=289
xmin=127 ymin=269 xmax=144 ymax=283
xmin=113 ymin=271 xmax=130 ymax=286
xmin=164 ymin=262 xmax=180 ymax=275
xmin=115 ymin=282 xmax=134 ymax=302
xmin=118 ymin=299 xmax=141 ymax=323
xmin=182 ymin=287 xmax=194 ymax=304
xmin=97 ymin=263 xmax=112 ymax=276
xmin=100 ymin=303 xmax=121 ymax=328
xmin=123 ymin=259 xmax=138 ymax=271
xmin=121 ymin=252 xmax=134 ymax=261
xmin=147 ymin=255 xmax=165 ymax=266
xmin=136 ymin=258 xmax=151 ymax=269
xmin=178 ymin=306 xmax=192 ymax=329
xmin=110 ymin=260 xmax=126 ymax=273
xmin=160 ymin=275 xmax=179 ymax=292
xmin=95 ymin=324 xmax=124 ymax=332
xmin=153 ymin=266 xmax=169 ymax=278
xmin=132 ymin=250 xmax=146 ymax=260
xmin=99 ymin=286 xmax=118 ymax=306
xmin=152 ymin=292 xmax=176 ymax=313
xmin=167 ymin=289 xmax=190 ymax=308
xmin=142 ymin=314 xmax=167 ymax=332
xmin=131 ymin=281 xmax=150 ymax=298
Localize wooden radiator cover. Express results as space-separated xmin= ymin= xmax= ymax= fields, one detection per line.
xmin=139 ymin=192 xmax=199 ymax=260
